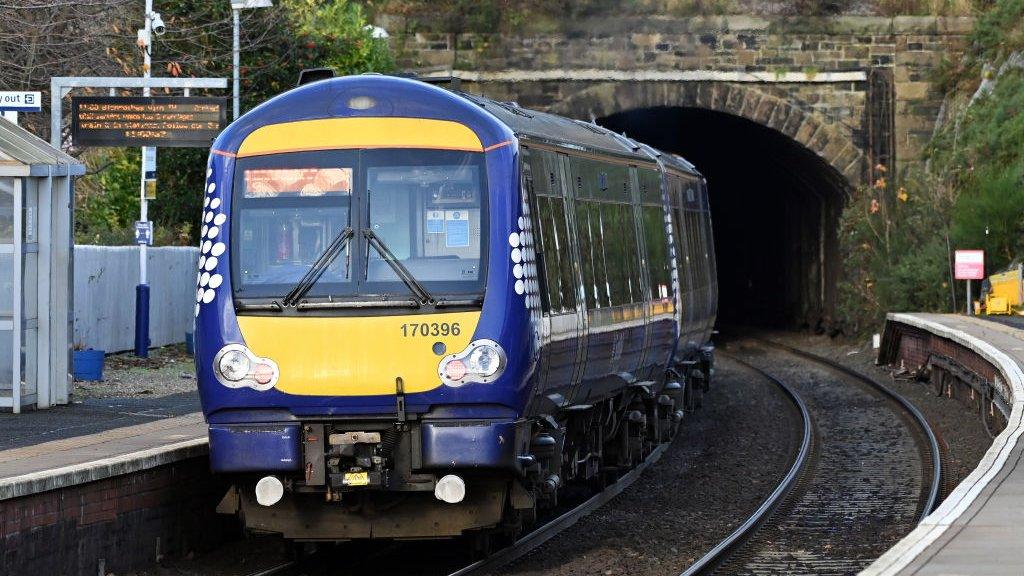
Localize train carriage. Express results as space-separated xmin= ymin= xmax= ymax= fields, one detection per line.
xmin=196 ymin=74 xmax=717 ymax=541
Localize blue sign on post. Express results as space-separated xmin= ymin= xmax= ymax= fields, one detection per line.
xmin=134 ymin=220 xmax=153 ymax=246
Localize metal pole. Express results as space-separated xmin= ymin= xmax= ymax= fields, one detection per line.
xmin=49 ymin=78 xmax=61 ymax=149
xmin=233 ymin=8 xmax=240 ymax=120
xmin=135 ymin=0 xmax=153 ymax=357
xmin=966 ymin=280 xmax=972 ymax=316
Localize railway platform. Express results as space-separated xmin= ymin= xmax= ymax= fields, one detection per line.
xmin=0 ymin=393 xmax=222 ymax=575
xmin=867 ymin=313 xmax=1024 ymax=575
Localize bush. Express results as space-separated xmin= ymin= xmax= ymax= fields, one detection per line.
xmin=838 ymin=0 xmax=1024 ymax=334
xmin=838 ymin=167 xmax=957 ymax=333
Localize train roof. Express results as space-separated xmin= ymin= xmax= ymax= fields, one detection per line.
xmin=452 ymin=89 xmax=700 ymax=177
xmin=450 ymin=88 xmax=701 ymax=178
xmin=213 ymin=74 xmax=702 ymax=179
xmin=633 ymin=141 xmax=702 ymax=179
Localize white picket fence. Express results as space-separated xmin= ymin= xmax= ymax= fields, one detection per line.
xmin=73 ymin=246 xmax=199 ymax=353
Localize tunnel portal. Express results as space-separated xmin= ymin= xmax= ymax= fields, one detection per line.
xmin=599 ymin=107 xmax=850 ymax=329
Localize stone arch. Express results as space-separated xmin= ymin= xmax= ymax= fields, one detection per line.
xmin=546 ymin=81 xmax=863 ymax=187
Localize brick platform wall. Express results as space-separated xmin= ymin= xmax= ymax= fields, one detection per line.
xmin=882 ymin=321 xmax=1007 ymax=423
xmin=0 ymin=457 xmax=236 ymax=576
xmin=887 ymin=324 xmax=1000 ymax=387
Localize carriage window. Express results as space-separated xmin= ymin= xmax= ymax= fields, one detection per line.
xmin=642 ymin=206 xmax=672 ymax=301
xmin=602 ymin=204 xmax=633 ymax=305
xmin=536 ymin=196 xmax=577 ymax=313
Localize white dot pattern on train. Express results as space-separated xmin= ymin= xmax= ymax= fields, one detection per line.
xmin=196 ymin=165 xmax=226 ymax=318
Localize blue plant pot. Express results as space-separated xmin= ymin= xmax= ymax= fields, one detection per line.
xmin=73 ymin=349 xmax=105 ymax=381
xmin=185 ymin=331 xmax=195 ymax=356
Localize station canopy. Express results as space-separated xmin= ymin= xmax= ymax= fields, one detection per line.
xmin=0 ymin=116 xmax=84 ymax=413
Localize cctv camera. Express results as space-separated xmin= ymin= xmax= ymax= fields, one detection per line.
xmin=150 ymin=12 xmax=166 ymax=36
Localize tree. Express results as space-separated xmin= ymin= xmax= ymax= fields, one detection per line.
xmin=0 ymin=0 xmax=136 ymax=141
xmin=65 ymin=0 xmax=393 ymax=245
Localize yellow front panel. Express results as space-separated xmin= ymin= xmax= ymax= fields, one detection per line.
xmin=237 ymin=312 xmax=480 ymax=396
xmin=236 ymin=118 xmax=484 ymax=157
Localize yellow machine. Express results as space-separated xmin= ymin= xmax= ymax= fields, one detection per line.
xmin=981 ymin=263 xmax=1024 ymax=315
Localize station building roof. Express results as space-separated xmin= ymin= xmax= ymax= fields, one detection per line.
xmin=0 ymin=117 xmax=85 ymax=177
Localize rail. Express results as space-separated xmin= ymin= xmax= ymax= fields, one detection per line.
xmin=678 ymin=353 xmax=813 ymax=576
xmin=680 ymin=339 xmax=944 ymax=575
xmin=755 ymin=337 xmax=942 ymax=522
xmin=449 ymin=442 xmax=669 ymax=576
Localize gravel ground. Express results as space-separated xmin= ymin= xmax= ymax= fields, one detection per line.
xmin=764 ymin=331 xmax=992 ymax=494
xmin=73 ymin=343 xmax=197 ymax=400
xmin=495 ymin=356 xmax=800 ymax=576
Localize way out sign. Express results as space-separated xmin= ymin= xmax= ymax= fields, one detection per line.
xmin=0 ymin=91 xmax=42 ymax=112
xmin=955 ymin=250 xmax=985 ymax=280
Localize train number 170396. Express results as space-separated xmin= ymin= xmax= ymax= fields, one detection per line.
xmin=401 ymin=322 xmax=461 ymax=337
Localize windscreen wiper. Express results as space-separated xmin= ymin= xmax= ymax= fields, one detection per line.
xmin=281 ymin=226 xmax=353 ymax=307
xmin=363 ymin=228 xmax=433 ymax=305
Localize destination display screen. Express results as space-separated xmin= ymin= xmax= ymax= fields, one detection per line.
xmin=71 ymin=96 xmax=227 ymax=147
xmin=244 ymin=168 xmax=353 ymax=198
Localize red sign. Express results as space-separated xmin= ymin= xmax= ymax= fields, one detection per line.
xmin=954 ymin=250 xmax=985 ymax=280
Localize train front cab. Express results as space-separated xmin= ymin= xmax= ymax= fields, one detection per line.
xmin=196 ymin=78 xmax=536 ymax=541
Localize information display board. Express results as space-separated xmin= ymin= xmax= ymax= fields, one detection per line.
xmin=71 ymin=96 xmax=226 ymax=147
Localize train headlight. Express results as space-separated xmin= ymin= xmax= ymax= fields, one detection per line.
xmin=213 ymin=344 xmax=279 ymax=391
xmin=467 ymin=345 xmax=501 ymax=377
xmin=219 ymin=350 xmax=250 ymax=382
xmin=439 ymin=340 xmax=506 ymax=387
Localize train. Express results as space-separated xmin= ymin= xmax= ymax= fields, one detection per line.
xmin=195 ymin=73 xmax=718 ymax=543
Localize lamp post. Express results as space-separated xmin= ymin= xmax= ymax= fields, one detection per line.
xmin=231 ymin=0 xmax=273 ymax=121
xmin=134 ymin=0 xmax=165 ymax=357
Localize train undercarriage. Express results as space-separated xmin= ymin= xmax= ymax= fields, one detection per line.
xmin=217 ymin=350 xmax=713 ymax=543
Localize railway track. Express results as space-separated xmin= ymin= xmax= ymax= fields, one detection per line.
xmin=683 ymin=338 xmax=942 ymax=576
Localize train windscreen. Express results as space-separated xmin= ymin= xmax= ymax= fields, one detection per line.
xmin=231 ymin=149 xmax=488 ymax=304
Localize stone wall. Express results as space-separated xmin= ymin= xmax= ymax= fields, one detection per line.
xmin=389 ymin=15 xmax=972 ymax=181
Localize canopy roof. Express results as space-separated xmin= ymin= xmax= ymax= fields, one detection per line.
xmin=0 ymin=117 xmax=84 ymax=177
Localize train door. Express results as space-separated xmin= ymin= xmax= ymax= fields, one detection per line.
xmin=668 ymin=175 xmax=692 ymax=355
xmin=637 ymin=166 xmax=676 ymax=378
xmin=630 ymin=167 xmax=654 ymax=379
xmin=699 ymin=180 xmax=719 ymax=343
xmin=522 ymin=146 xmax=586 ymax=414
xmin=558 ymin=152 xmax=589 ymax=404
xmin=682 ymin=176 xmax=709 ymax=348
